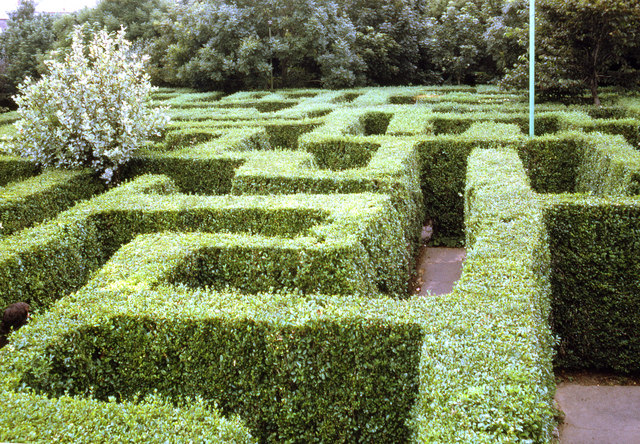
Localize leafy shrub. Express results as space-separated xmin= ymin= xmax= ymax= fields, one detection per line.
xmin=545 ymin=197 xmax=640 ymax=373
xmin=10 ymin=26 xmax=169 ymax=182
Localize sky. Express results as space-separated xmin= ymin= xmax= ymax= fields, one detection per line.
xmin=1 ymin=0 xmax=98 ymax=18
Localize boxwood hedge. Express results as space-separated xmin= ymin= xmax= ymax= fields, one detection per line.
xmin=0 ymin=391 xmax=255 ymax=443
xmin=4 ymin=86 xmax=640 ymax=442
xmin=0 ymin=169 xmax=104 ymax=237
xmin=543 ymin=195 xmax=640 ymax=373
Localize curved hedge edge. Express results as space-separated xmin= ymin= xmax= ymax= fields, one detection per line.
xmin=0 ymin=154 xmax=40 ymax=187
xmin=410 ymin=147 xmax=556 ymax=442
xmin=0 ymin=169 xmax=105 ymax=237
xmin=0 ymin=390 xmax=255 ymax=443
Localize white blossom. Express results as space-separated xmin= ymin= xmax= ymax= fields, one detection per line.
xmin=11 ymin=26 xmax=169 ymax=182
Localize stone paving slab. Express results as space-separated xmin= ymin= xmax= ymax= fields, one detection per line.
xmin=413 ymin=246 xmax=465 ymax=296
xmin=556 ymin=383 xmax=640 ymax=443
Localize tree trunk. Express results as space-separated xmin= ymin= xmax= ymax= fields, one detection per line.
xmin=589 ymin=77 xmax=601 ymax=107
xmin=590 ymin=40 xmax=602 ymax=106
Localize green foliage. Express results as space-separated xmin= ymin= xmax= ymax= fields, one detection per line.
xmin=81 ymin=0 xmax=169 ymax=42
xmin=519 ymin=131 xmax=640 ymax=195
xmin=0 ymin=155 xmax=39 ymax=187
xmin=0 ymin=1 xmax=56 ymax=101
xmin=5 ymin=86 xmax=640 ymax=441
xmin=0 ymin=169 xmax=104 ymax=237
xmin=428 ymin=3 xmax=486 ymax=85
xmin=544 ymin=197 xmax=640 ymax=373
xmin=11 ymin=27 xmax=169 ymax=182
xmin=3 ymin=287 xmax=422 ymax=442
xmin=412 ymin=147 xmax=555 ymax=442
xmin=417 ymin=122 xmax=523 ymax=245
xmin=503 ymin=0 xmax=640 ymax=104
xmin=518 ymin=132 xmax=582 ymax=194
xmin=148 ymin=0 xmax=364 ymax=91
xmin=0 ymin=391 xmax=255 ymax=443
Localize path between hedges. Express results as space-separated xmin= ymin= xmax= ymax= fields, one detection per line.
xmin=556 ymin=376 xmax=640 ymax=443
xmin=411 ymin=225 xmax=466 ymax=296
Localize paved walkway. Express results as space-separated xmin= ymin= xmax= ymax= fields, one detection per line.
xmin=556 ymin=383 xmax=640 ymax=443
xmin=412 ymin=244 xmax=465 ymax=296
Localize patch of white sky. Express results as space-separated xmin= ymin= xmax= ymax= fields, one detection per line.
xmin=1 ymin=0 xmax=99 ymax=18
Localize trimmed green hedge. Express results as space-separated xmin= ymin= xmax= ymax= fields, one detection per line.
xmin=417 ymin=122 xmax=524 ymax=245
xmin=584 ymin=118 xmax=640 ymax=145
xmin=575 ymin=133 xmax=640 ymax=195
xmin=0 ymin=111 xmax=19 ymax=126
xmin=0 ymin=169 xmax=104 ymax=237
xmin=519 ymin=132 xmax=640 ymax=195
xmin=126 ymin=128 xmax=268 ymax=194
xmin=0 ymin=155 xmax=39 ymax=187
xmin=517 ymin=132 xmax=583 ymax=194
xmin=2 ymin=257 xmax=424 ymax=442
xmin=386 ymin=107 xmax=433 ymax=136
xmin=0 ymin=174 xmax=416 ymax=311
xmin=9 ymin=87 xmax=640 ymax=441
xmin=543 ymin=195 xmax=640 ymax=373
xmin=0 ymin=391 xmax=255 ymax=443
xmin=411 ymin=147 xmax=555 ymax=442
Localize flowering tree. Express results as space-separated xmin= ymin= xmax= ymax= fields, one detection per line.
xmin=10 ymin=26 xmax=168 ymax=182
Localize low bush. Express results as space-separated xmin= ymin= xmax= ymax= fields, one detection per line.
xmin=517 ymin=132 xmax=583 ymax=194
xmin=575 ymin=133 xmax=640 ymax=195
xmin=386 ymin=108 xmax=434 ymax=136
xmin=0 ymin=174 xmax=417 ymax=311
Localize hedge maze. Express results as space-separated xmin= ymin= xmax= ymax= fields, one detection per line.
xmin=1 ymin=86 xmax=639 ymax=442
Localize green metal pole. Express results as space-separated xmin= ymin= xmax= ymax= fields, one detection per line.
xmin=529 ymin=0 xmax=535 ymax=138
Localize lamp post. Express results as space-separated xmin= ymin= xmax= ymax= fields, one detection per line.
xmin=529 ymin=0 xmax=535 ymax=138
xmin=268 ymin=19 xmax=274 ymax=91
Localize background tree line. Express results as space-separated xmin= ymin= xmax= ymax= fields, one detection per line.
xmin=1 ymin=0 xmax=639 ymax=106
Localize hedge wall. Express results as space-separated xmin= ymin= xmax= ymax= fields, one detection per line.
xmin=417 ymin=122 xmax=524 ymax=245
xmin=1 ymin=252 xmax=424 ymax=442
xmin=518 ymin=132 xmax=640 ymax=196
xmin=0 ymin=174 xmax=415 ymax=311
xmin=0 ymin=155 xmax=39 ymax=187
xmin=125 ymin=128 xmax=267 ymax=194
xmin=411 ymin=147 xmax=555 ymax=442
xmin=0 ymin=391 xmax=255 ymax=443
xmin=544 ymin=195 xmax=640 ymax=373
xmin=0 ymin=169 xmax=104 ymax=237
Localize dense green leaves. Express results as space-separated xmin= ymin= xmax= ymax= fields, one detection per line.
xmin=0 ymin=1 xmax=55 ymax=104
xmin=503 ymin=0 xmax=640 ymax=104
